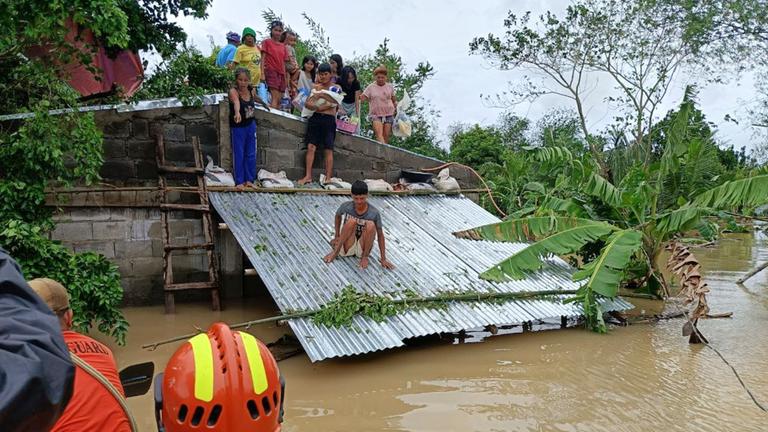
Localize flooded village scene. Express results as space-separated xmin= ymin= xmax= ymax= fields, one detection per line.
xmin=2 ymin=1 xmax=768 ymax=432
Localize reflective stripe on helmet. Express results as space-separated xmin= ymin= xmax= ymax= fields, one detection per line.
xmin=238 ymin=332 xmax=268 ymax=394
xmin=188 ymin=333 xmax=214 ymax=402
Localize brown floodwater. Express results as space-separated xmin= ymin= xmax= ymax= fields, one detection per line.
xmin=106 ymin=232 xmax=768 ymax=432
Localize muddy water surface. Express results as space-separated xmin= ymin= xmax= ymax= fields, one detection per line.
xmin=108 ymin=233 xmax=768 ymax=431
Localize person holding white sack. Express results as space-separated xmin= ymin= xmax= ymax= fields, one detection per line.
xmin=298 ymin=63 xmax=344 ymax=185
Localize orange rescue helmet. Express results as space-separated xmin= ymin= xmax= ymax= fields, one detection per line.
xmin=154 ymin=322 xmax=284 ymax=432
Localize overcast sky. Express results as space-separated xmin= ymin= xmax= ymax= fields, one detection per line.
xmin=174 ymin=0 xmax=762 ymax=151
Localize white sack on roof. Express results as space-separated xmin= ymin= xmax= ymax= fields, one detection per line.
xmin=257 ymin=169 xmax=295 ymax=188
xmin=405 ymin=182 xmax=436 ymax=192
xmin=319 ymin=174 xmax=352 ymax=190
xmin=434 ymin=168 xmax=460 ymax=192
xmin=364 ymin=179 xmax=393 ymax=192
xmin=204 ymin=155 xmax=235 ymax=186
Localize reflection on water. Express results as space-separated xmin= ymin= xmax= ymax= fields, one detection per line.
xmin=104 ymin=233 xmax=768 ymax=432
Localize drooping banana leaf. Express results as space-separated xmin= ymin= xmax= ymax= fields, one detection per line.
xmin=537 ymin=196 xmax=590 ymax=218
xmin=453 ymin=216 xmax=603 ymax=242
xmin=663 ymin=88 xmax=695 ymax=159
xmin=522 ymin=181 xmax=546 ymax=195
xmin=528 ymin=146 xmax=574 ymax=164
xmin=653 ymin=206 xmax=711 ymax=237
xmin=572 ymin=229 xmax=644 ymax=297
xmin=506 ymin=206 xmax=537 ymax=219
xmin=480 ymin=222 xmax=619 ymax=281
xmin=691 ymin=174 xmax=768 ymax=209
xmin=583 ymin=172 xmax=622 ymax=208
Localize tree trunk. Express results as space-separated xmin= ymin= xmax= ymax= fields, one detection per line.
xmin=736 ymin=261 xmax=768 ymax=284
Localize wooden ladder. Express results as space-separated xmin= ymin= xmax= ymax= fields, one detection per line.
xmin=156 ymin=135 xmax=221 ymax=314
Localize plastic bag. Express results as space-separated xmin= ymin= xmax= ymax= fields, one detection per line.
xmin=292 ymin=87 xmax=310 ymax=111
xmin=257 ymin=82 xmax=270 ymax=105
xmin=392 ymin=90 xmax=412 ymax=138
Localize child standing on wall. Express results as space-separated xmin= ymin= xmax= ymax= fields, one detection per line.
xmin=261 ymin=20 xmax=288 ymax=109
xmin=228 ymin=68 xmax=269 ymax=189
xmin=329 ymin=54 xmax=343 ymax=84
xmin=231 ymin=27 xmax=261 ymax=85
xmin=339 ymin=66 xmax=361 ymax=119
xmin=298 ymin=56 xmax=317 ymax=92
xmin=281 ymin=30 xmax=300 ymax=100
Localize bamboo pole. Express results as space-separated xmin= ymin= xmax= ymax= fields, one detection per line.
xmin=141 ymin=289 xmax=575 ymax=351
xmin=736 ymin=261 xmax=768 ymax=284
xmin=627 ymin=311 xmax=733 ymax=324
xmin=45 ymin=185 xmax=490 ymax=196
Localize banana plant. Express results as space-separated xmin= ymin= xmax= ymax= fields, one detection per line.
xmin=455 ymin=89 xmax=768 ymax=332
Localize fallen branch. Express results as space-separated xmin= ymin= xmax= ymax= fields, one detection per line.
xmin=627 ymin=311 xmax=733 ymax=324
xmin=141 ymin=289 xmax=576 ymax=351
xmin=736 ymin=260 xmax=768 ymax=284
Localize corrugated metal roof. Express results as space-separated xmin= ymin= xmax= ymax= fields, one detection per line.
xmin=210 ymin=192 xmax=633 ymax=362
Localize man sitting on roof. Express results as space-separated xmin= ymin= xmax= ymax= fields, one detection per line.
xmin=323 ymin=180 xmax=395 ymax=270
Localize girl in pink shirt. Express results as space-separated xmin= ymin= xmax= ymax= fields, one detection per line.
xmin=361 ymin=65 xmax=398 ymax=144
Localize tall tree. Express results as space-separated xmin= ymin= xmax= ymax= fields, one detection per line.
xmin=469 ymin=0 xmax=758 ymax=175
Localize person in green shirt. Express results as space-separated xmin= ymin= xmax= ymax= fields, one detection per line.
xmin=231 ymin=27 xmax=262 ymax=85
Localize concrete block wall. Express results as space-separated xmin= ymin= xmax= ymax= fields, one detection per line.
xmin=50 ymin=208 xmax=209 ymax=305
xmin=44 ymin=100 xmax=478 ymax=306
xmin=94 ymin=102 xmax=476 ymax=187
xmin=95 ymin=105 xmax=220 ymax=183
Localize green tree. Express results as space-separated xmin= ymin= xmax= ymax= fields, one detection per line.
xmin=469 ymin=0 xmax=751 ymax=177
xmin=0 ymin=0 xmax=212 ymax=344
xmin=456 ymin=91 xmax=768 ymax=332
xmin=134 ymin=46 xmax=232 ymax=105
xmin=119 ymin=0 xmax=212 ymax=58
xmin=449 ymin=124 xmax=508 ymax=168
xmin=469 ymin=111 xmax=590 ymax=216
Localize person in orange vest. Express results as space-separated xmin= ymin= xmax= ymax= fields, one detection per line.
xmin=154 ymin=322 xmax=285 ymax=432
xmin=28 ymin=278 xmax=133 ymax=432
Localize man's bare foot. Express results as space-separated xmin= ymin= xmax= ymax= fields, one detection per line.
xmin=244 ymin=181 xmax=254 ymax=188
xmin=297 ymin=176 xmax=312 ymax=185
xmin=235 ymin=183 xmax=245 ymax=190
xmin=359 ymin=256 xmax=369 ymax=269
xmin=323 ymin=252 xmax=337 ymax=263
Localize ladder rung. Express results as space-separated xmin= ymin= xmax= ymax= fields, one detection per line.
xmin=165 ymin=187 xmax=206 ymax=194
xmin=165 ymin=243 xmax=214 ymax=252
xmin=158 ymin=165 xmax=205 ymax=175
xmin=165 ymin=282 xmax=218 ymax=291
xmin=160 ymin=203 xmax=209 ymax=211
